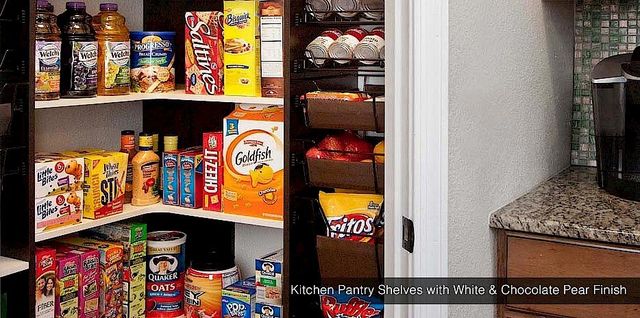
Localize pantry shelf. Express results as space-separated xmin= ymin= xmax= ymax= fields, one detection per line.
xmin=35 ymin=203 xmax=284 ymax=242
xmin=0 ymin=256 xmax=29 ymax=278
xmin=34 ymin=89 xmax=284 ymax=109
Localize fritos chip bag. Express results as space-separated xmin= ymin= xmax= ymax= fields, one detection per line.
xmin=319 ymin=191 xmax=383 ymax=243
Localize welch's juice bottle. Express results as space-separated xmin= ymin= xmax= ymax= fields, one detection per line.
xmin=35 ymin=0 xmax=62 ymax=101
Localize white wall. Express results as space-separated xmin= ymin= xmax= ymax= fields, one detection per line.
xmin=448 ymin=0 xmax=574 ymax=317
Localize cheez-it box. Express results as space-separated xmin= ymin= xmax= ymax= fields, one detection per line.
xmin=185 ymin=11 xmax=224 ymax=95
xmin=203 ymin=132 xmax=224 ymax=212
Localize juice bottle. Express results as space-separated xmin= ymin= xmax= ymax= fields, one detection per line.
xmin=58 ymin=1 xmax=98 ymax=98
xmin=132 ymin=133 xmax=160 ymax=206
xmin=120 ymin=130 xmax=137 ymax=204
xmin=35 ymin=0 xmax=62 ymax=101
xmin=92 ymin=3 xmax=131 ymax=96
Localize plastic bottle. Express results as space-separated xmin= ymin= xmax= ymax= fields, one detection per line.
xmin=35 ymin=0 xmax=62 ymax=101
xmin=132 ymin=133 xmax=160 ymax=206
xmin=92 ymin=3 xmax=130 ymax=96
xmin=58 ymin=1 xmax=98 ymax=98
xmin=120 ymin=130 xmax=137 ymax=204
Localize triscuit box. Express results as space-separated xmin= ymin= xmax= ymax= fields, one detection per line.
xmin=255 ymin=249 xmax=283 ymax=306
xmin=35 ymin=153 xmax=84 ymax=198
xmin=223 ymin=0 xmax=261 ymax=97
xmin=82 ymin=152 xmax=128 ymax=219
xmin=51 ymin=244 xmax=101 ymax=318
xmin=55 ymin=251 xmax=80 ymax=318
xmin=35 ymin=247 xmax=56 ymax=318
xmin=35 ymin=190 xmax=83 ymax=234
xmin=180 ymin=149 xmax=203 ymax=209
xmin=203 ymin=132 xmax=224 ymax=212
xmin=223 ymin=105 xmax=283 ymax=220
xmin=222 ymin=277 xmax=256 ymax=318
xmin=254 ymin=303 xmax=282 ymax=318
xmin=162 ymin=150 xmax=181 ymax=206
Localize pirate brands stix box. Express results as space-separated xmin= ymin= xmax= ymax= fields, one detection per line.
xmin=203 ymin=132 xmax=224 ymax=212
xmin=51 ymin=244 xmax=101 ymax=318
xmin=55 ymin=251 xmax=80 ymax=318
xmin=82 ymin=152 xmax=128 ymax=220
xmin=36 ymin=247 xmax=56 ymax=318
xmin=185 ymin=11 xmax=224 ymax=95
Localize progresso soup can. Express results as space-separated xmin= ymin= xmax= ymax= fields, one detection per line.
xmin=146 ymin=231 xmax=187 ymax=318
xmin=130 ymin=31 xmax=176 ymax=93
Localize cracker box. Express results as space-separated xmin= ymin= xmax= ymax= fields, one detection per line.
xmin=162 ymin=150 xmax=181 ymax=206
xmin=61 ymin=149 xmax=105 ymax=157
xmin=35 ymin=153 xmax=84 ymax=198
xmin=35 ymin=190 xmax=83 ymax=234
xmin=254 ymin=303 xmax=282 ymax=318
xmin=180 ymin=149 xmax=203 ymax=209
xmin=55 ymin=251 xmax=80 ymax=318
xmin=223 ymin=0 xmax=261 ymax=97
xmin=36 ymin=247 xmax=56 ymax=318
xmin=255 ymin=249 xmax=283 ymax=306
xmin=259 ymin=2 xmax=284 ymax=98
xmin=222 ymin=277 xmax=256 ymax=318
xmin=57 ymin=237 xmax=124 ymax=318
xmin=203 ymin=132 xmax=224 ymax=212
xmin=85 ymin=223 xmax=147 ymax=318
xmin=82 ymin=152 xmax=129 ymax=219
xmin=185 ymin=11 xmax=224 ymax=95
xmin=51 ymin=244 xmax=100 ymax=318
xmin=223 ymin=105 xmax=283 ymax=220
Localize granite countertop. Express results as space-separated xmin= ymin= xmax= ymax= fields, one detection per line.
xmin=490 ymin=166 xmax=640 ymax=246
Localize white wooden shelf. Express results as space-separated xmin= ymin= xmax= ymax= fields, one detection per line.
xmin=35 ymin=203 xmax=283 ymax=242
xmin=35 ymin=89 xmax=284 ymax=109
xmin=0 ymin=256 xmax=29 ymax=278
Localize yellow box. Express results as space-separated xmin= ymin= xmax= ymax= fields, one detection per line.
xmin=223 ymin=105 xmax=283 ymax=220
xmin=83 ymin=152 xmax=129 ymax=219
xmin=224 ymin=0 xmax=261 ymax=97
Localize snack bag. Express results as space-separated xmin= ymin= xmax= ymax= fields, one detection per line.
xmin=319 ymin=191 xmax=383 ymax=242
xmin=320 ymin=293 xmax=383 ymax=318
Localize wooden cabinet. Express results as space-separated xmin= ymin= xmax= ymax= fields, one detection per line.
xmin=498 ymin=231 xmax=640 ymax=318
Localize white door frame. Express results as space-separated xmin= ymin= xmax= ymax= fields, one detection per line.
xmin=386 ymin=0 xmax=449 ymax=317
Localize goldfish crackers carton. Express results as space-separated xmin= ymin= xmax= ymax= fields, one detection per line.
xmin=35 ymin=153 xmax=84 ymax=198
xmin=36 ymin=247 xmax=56 ymax=318
xmin=185 ymin=11 xmax=224 ymax=95
xmin=35 ymin=190 xmax=83 ymax=234
xmin=180 ymin=149 xmax=203 ymax=209
xmin=203 ymin=132 xmax=224 ymax=212
xmin=82 ymin=152 xmax=128 ymax=219
xmin=223 ymin=0 xmax=261 ymax=97
xmin=223 ymin=105 xmax=283 ymax=220
xmin=51 ymin=244 xmax=101 ymax=318
xmin=58 ymin=237 xmax=124 ymax=318
xmin=55 ymin=251 xmax=80 ymax=318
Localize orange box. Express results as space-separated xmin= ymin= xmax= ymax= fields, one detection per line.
xmin=223 ymin=105 xmax=283 ymax=220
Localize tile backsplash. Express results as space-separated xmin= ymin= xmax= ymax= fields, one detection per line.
xmin=573 ymin=0 xmax=640 ymax=166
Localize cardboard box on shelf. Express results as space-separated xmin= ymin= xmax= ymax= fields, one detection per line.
xmin=222 ymin=277 xmax=256 ymax=318
xmin=223 ymin=105 xmax=284 ymax=220
xmin=82 ymin=152 xmax=129 ymax=219
xmin=35 ymin=189 xmax=83 ymax=234
xmin=162 ymin=150 xmax=181 ymax=206
xmin=254 ymin=303 xmax=282 ymax=318
xmin=51 ymin=244 xmax=100 ymax=318
xmin=203 ymin=132 xmax=224 ymax=212
xmin=35 ymin=153 xmax=84 ymax=199
xmin=54 ymin=251 xmax=80 ymax=318
xmin=255 ymin=249 xmax=283 ymax=306
xmin=35 ymin=247 xmax=56 ymax=318
xmin=179 ymin=149 xmax=203 ymax=209
xmin=185 ymin=11 xmax=224 ymax=95
xmin=223 ymin=0 xmax=261 ymax=97
xmin=260 ymin=1 xmax=284 ymax=98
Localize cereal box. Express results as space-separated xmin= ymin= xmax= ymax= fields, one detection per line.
xmin=36 ymin=247 xmax=56 ymax=318
xmin=85 ymin=222 xmax=147 ymax=318
xmin=259 ymin=2 xmax=284 ymax=98
xmin=180 ymin=149 xmax=203 ymax=209
xmin=57 ymin=237 xmax=124 ymax=318
xmin=185 ymin=11 xmax=224 ymax=95
xmin=35 ymin=153 xmax=84 ymax=198
xmin=162 ymin=150 xmax=181 ymax=206
xmin=82 ymin=152 xmax=128 ymax=219
xmin=223 ymin=105 xmax=283 ymax=220
xmin=35 ymin=190 xmax=83 ymax=234
xmin=203 ymin=132 xmax=224 ymax=212
xmin=55 ymin=251 xmax=80 ymax=318
xmin=255 ymin=249 xmax=282 ymax=306
xmin=223 ymin=0 xmax=261 ymax=97
xmin=254 ymin=303 xmax=281 ymax=318
xmin=222 ymin=277 xmax=255 ymax=318
xmin=51 ymin=244 xmax=100 ymax=318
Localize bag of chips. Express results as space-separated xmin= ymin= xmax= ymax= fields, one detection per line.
xmin=319 ymin=191 xmax=383 ymax=242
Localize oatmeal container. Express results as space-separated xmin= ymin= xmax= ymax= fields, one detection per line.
xmin=146 ymin=231 xmax=187 ymax=318
xmin=130 ymin=31 xmax=176 ymax=93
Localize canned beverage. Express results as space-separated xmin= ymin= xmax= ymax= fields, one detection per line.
xmin=328 ymin=27 xmax=368 ymax=64
xmin=306 ymin=29 xmax=343 ymax=66
xmin=306 ymin=0 xmax=333 ymax=21
xmin=361 ymin=0 xmax=384 ymax=20
xmin=333 ymin=0 xmax=360 ymax=19
xmin=353 ymin=27 xmax=385 ymax=65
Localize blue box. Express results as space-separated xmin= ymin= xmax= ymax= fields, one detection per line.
xmin=162 ymin=151 xmax=180 ymax=206
xmin=254 ymin=303 xmax=282 ymax=318
xmin=222 ymin=277 xmax=256 ymax=318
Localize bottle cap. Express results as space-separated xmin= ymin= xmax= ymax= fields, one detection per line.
xmin=66 ymin=2 xmax=86 ymax=10
xmin=164 ymin=135 xmax=179 ymax=151
xmin=100 ymin=3 xmax=118 ymax=11
xmin=37 ymin=0 xmax=50 ymax=10
xmin=152 ymin=133 xmax=160 ymax=151
xmin=139 ymin=133 xmax=153 ymax=149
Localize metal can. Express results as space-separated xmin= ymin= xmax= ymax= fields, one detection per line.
xmin=333 ymin=0 xmax=360 ymax=19
xmin=130 ymin=31 xmax=176 ymax=93
xmin=184 ymin=251 xmax=240 ymax=318
xmin=306 ymin=29 xmax=343 ymax=66
xmin=328 ymin=27 xmax=369 ymax=64
xmin=146 ymin=231 xmax=187 ymax=318
xmin=353 ymin=27 xmax=385 ymax=65
xmin=361 ymin=0 xmax=384 ymax=20
xmin=306 ymin=0 xmax=333 ymax=21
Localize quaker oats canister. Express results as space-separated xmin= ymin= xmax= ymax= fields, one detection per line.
xmin=146 ymin=231 xmax=187 ymax=318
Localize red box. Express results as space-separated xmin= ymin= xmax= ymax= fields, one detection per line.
xmin=185 ymin=11 xmax=224 ymax=95
xmin=203 ymin=132 xmax=224 ymax=211
xmin=36 ymin=247 xmax=56 ymax=318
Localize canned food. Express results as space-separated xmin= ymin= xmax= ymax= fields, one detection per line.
xmin=184 ymin=252 xmax=240 ymax=318
xmin=333 ymin=0 xmax=360 ymax=19
xmin=306 ymin=29 xmax=343 ymax=66
xmin=130 ymin=31 xmax=176 ymax=93
xmin=328 ymin=27 xmax=368 ymax=64
xmin=353 ymin=27 xmax=385 ymax=65
xmin=306 ymin=0 xmax=333 ymax=21
xmin=361 ymin=0 xmax=384 ymax=20
xmin=146 ymin=231 xmax=187 ymax=318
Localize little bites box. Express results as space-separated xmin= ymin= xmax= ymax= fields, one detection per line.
xmin=185 ymin=11 xmax=224 ymax=95
xmin=36 ymin=247 xmax=56 ymax=318
xmin=223 ymin=105 xmax=283 ymax=220
xmin=223 ymin=0 xmax=261 ymax=97
xmin=180 ymin=149 xmax=203 ymax=209
xmin=83 ymin=152 xmax=128 ymax=219
xmin=51 ymin=244 xmax=100 ymax=318
xmin=35 ymin=153 xmax=84 ymax=198
xmin=55 ymin=251 xmax=80 ymax=318
xmin=203 ymin=132 xmax=223 ymax=212
xmin=35 ymin=190 xmax=83 ymax=234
